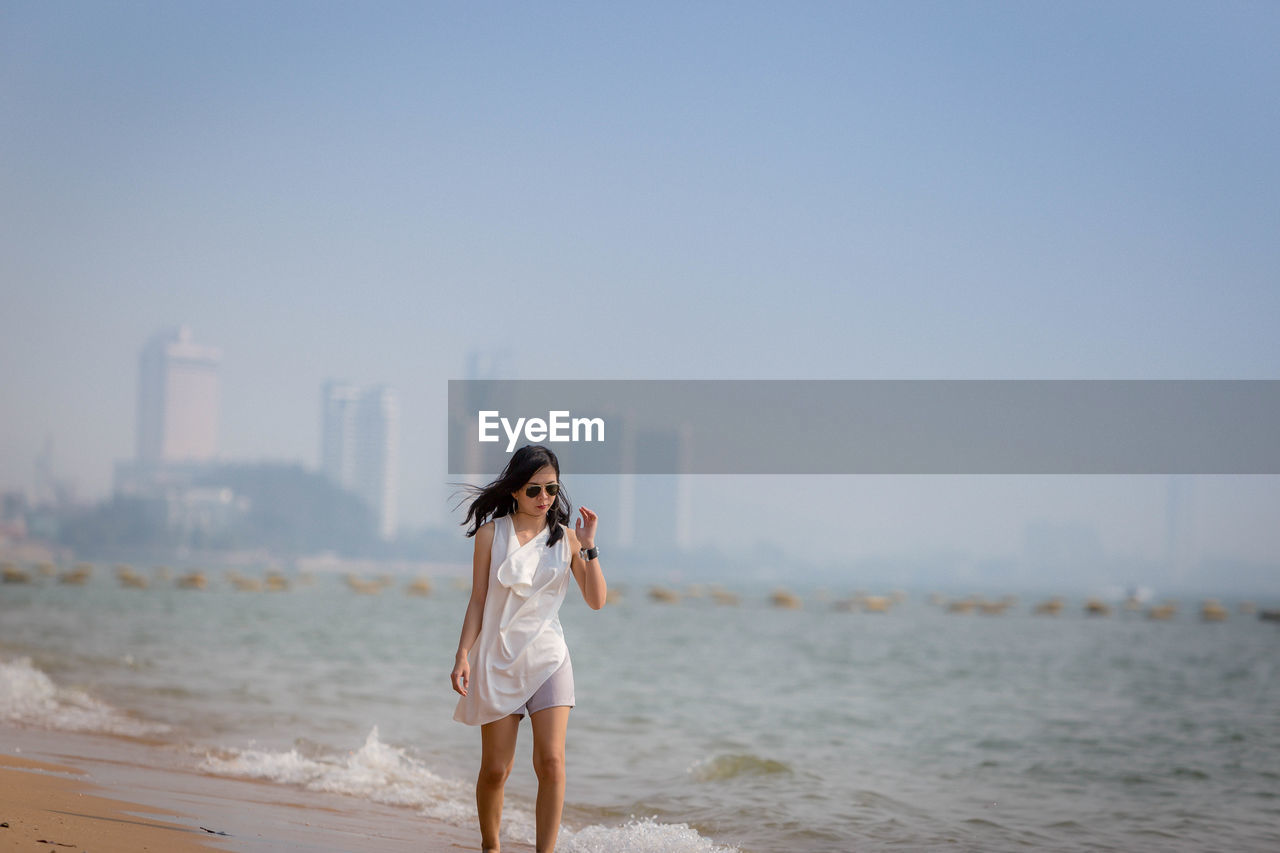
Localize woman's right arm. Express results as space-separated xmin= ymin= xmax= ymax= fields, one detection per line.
xmin=451 ymin=521 xmax=494 ymax=697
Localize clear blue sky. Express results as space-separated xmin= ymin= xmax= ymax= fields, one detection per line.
xmin=3 ymin=2 xmax=1278 ymax=590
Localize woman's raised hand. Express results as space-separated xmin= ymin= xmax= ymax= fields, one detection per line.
xmin=575 ymin=506 xmax=598 ymax=548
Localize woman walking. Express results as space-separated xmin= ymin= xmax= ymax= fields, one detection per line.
xmin=451 ymin=444 xmax=607 ymax=853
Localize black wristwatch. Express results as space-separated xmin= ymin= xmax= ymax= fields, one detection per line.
xmin=579 ymin=546 xmax=599 ymax=561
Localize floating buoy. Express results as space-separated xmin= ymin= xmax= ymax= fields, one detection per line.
xmin=648 ymin=586 xmax=680 ymax=604
xmin=769 ymin=589 xmax=802 ymax=609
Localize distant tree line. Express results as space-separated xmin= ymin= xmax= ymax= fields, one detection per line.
xmin=56 ymin=463 xmax=381 ymax=557
xmin=56 ymin=494 xmax=177 ymax=552
xmin=50 ymin=463 xmax=744 ymax=571
xmin=203 ymin=463 xmax=381 ymax=553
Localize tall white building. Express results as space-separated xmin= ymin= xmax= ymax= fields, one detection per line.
xmin=136 ymin=326 xmax=221 ymax=463
xmin=616 ymin=425 xmax=692 ymax=550
xmin=322 ymin=382 xmax=400 ymax=540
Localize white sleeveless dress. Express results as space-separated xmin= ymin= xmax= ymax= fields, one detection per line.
xmin=453 ymin=515 xmax=573 ymax=726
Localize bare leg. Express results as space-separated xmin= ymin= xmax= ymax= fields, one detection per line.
xmin=529 ymin=705 xmax=571 ymax=853
xmin=478 ymin=715 xmax=520 ymax=852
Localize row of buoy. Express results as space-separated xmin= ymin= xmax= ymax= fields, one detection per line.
xmin=227 ymin=570 xmax=291 ymax=592
xmin=931 ymin=594 xmax=1257 ymax=622
xmin=640 ymin=584 xmax=1275 ymax=622
xmin=648 ymin=584 xmax=741 ymax=606
xmin=5 ymin=562 xmax=1276 ymax=621
xmin=0 ymin=562 xmax=437 ymax=596
xmin=1069 ymin=596 xmax=1242 ymax=622
xmin=3 ymin=561 xmax=94 ymax=585
xmin=647 ymin=586 xmax=909 ymax=611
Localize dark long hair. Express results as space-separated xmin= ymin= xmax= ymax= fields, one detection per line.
xmin=458 ymin=444 xmax=570 ymax=547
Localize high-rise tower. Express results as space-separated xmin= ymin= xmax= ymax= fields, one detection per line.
xmin=136 ymin=326 xmax=221 ymax=464
xmin=321 ymin=382 xmax=400 ymax=540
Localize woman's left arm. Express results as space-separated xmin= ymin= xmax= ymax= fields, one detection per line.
xmin=569 ymin=506 xmax=607 ymax=610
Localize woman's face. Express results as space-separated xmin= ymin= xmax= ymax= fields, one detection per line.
xmin=511 ymin=464 xmax=559 ymax=517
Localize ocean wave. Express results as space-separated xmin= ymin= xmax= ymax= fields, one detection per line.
xmin=197 ymin=726 xmax=473 ymax=823
xmin=0 ymin=656 xmax=169 ymax=737
xmin=689 ymin=752 xmax=793 ymax=782
xmin=200 ymin=727 xmax=738 ymax=852
xmin=562 ymin=817 xmax=740 ymax=852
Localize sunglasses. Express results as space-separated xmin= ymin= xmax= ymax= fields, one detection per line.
xmin=523 ymin=483 xmax=561 ymax=499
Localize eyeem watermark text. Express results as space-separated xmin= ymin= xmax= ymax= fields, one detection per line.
xmin=478 ymin=410 xmax=606 ymax=452
xmin=451 ymin=380 xmax=1280 ymax=474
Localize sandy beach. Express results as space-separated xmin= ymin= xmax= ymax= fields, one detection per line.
xmin=1 ymin=753 xmax=217 ymax=852
xmin=0 ymin=726 xmax=498 ymax=853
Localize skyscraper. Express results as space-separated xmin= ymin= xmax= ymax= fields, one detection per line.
xmin=321 ymin=382 xmax=400 ymax=540
xmin=617 ymin=425 xmax=692 ymax=550
xmin=136 ymin=326 xmax=221 ymax=464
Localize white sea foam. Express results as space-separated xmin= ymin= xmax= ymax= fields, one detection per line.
xmin=0 ymin=657 xmax=168 ymax=736
xmin=561 ymin=817 xmax=740 ymax=852
xmin=199 ymin=726 xmax=476 ymax=824
xmin=199 ymin=727 xmax=738 ymax=852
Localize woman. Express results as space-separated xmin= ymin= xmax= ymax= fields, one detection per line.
xmin=451 ymin=444 xmax=607 ymax=853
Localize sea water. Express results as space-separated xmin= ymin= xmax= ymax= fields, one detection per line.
xmin=3 ymin=573 xmax=1279 ymax=852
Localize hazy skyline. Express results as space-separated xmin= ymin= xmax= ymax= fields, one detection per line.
xmin=3 ymin=2 xmax=1278 ymax=591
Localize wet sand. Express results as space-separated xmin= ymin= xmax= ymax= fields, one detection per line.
xmin=0 ymin=752 xmax=219 ymax=852
xmin=1 ymin=726 xmax=508 ymax=852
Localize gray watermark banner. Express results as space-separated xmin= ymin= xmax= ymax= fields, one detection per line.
xmin=447 ymin=380 xmax=1280 ymax=475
